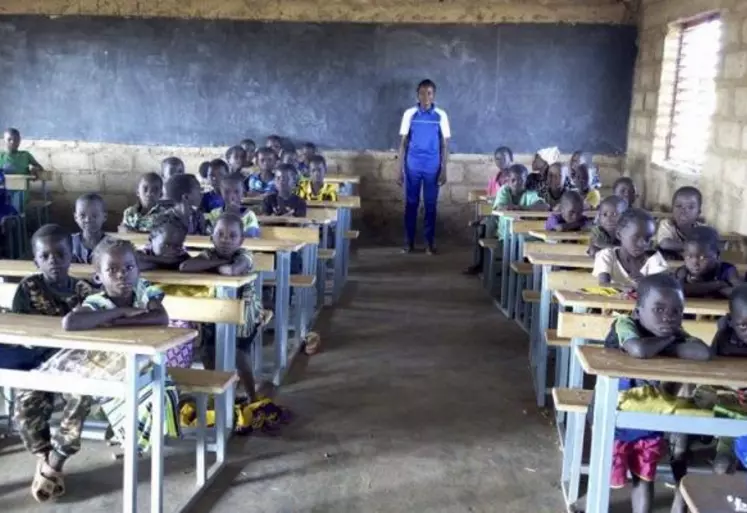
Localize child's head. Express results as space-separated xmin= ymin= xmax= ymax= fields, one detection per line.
xmin=3 ymin=128 xmax=20 ymax=153
xmin=683 ymin=225 xmax=721 ymax=279
xmin=74 ymin=193 xmax=107 ymax=236
xmin=280 ymin=145 xmax=298 ymax=167
xmin=416 ymin=79 xmax=436 ymax=109
xmin=728 ymin=284 xmax=747 ymax=343
xmin=149 ymin=214 xmax=188 ymax=260
xmin=558 ymin=190 xmax=584 ymax=224
xmin=506 ymin=164 xmax=529 ymax=196
xmin=532 ymin=147 xmax=559 ymax=172
xmin=275 ymin=164 xmax=297 ymax=197
xmin=31 ymin=224 xmax=72 ymax=283
xmin=672 ymin=186 xmax=702 ymax=228
xmin=256 ymin=147 xmax=278 ymax=175
xmin=219 ymin=173 xmax=246 ymax=209
xmin=211 ymin=212 xmax=244 ymax=258
xmin=92 ymin=238 xmax=139 ymax=298
xmin=547 ymin=163 xmax=566 ymax=191
xmin=494 ymin=146 xmax=513 ymax=172
xmin=198 ymin=160 xmax=210 ymax=181
xmin=597 ymin=195 xmax=628 ymax=234
xmin=573 ymin=164 xmax=594 ymax=193
xmin=309 ymin=155 xmax=327 ymax=185
xmin=266 ymin=135 xmax=283 ymax=156
xmin=612 ymin=176 xmax=637 ymax=207
xmin=240 ymin=138 xmax=256 ymax=162
xmin=206 ymin=159 xmax=229 ymax=191
xmin=570 ymin=150 xmax=591 ymax=172
xmin=160 ymin=157 xmax=185 ymax=182
xmin=616 ymin=208 xmax=656 ymax=258
xmin=225 ymin=145 xmax=247 ymax=173
xmin=137 ymin=172 xmax=163 ymax=211
xmin=300 ymin=142 xmax=317 ymax=164
xmin=635 ymin=273 xmax=685 ymax=336
xmin=164 ymin=173 xmax=201 ymax=210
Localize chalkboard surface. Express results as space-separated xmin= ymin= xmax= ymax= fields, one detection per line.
xmin=0 ymin=16 xmax=637 ymax=154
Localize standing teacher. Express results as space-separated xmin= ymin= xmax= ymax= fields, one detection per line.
xmin=397 ymin=79 xmax=451 ymax=255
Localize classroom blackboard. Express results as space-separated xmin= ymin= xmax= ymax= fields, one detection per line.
xmin=0 ymin=16 xmax=637 ymax=154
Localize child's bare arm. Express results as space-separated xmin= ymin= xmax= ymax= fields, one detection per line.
xmin=522 ymin=201 xmax=548 ymax=211
xmin=179 ymin=256 xmax=229 ymax=273
xmin=217 ymin=255 xmax=252 ymax=276
xmin=62 ymin=305 xmax=143 ymax=331
xmin=658 ymin=237 xmax=683 ymax=253
xmin=136 ymin=251 xmax=186 ymax=271
xmin=597 ymin=272 xmax=612 ymax=285
xmin=621 ymin=336 xmax=676 ymax=359
xmin=671 ymin=337 xmax=712 ymax=361
xmin=682 ymin=279 xmax=728 ymax=298
xmin=109 ymin=300 xmax=168 ymax=327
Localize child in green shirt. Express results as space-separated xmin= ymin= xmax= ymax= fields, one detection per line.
xmin=492 ymin=164 xmax=546 ymax=239
xmin=0 ymin=128 xmax=43 ymax=177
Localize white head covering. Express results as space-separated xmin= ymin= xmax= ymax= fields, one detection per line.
xmin=536 ymin=147 xmax=561 ymax=166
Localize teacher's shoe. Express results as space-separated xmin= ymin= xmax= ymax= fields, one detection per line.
xmin=402 ymin=244 xmax=415 ymax=254
xmin=426 ymin=246 xmax=437 ymax=255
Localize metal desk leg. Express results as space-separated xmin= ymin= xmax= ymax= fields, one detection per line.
xmin=499 ymin=218 xmax=512 ymax=311
xmin=333 ymin=212 xmax=345 ymax=303
xmin=253 ymin=273 xmax=265 ymax=378
xmin=150 ymin=353 xmax=165 ymax=513
xmin=560 ymin=332 xmax=588 ymax=507
xmin=586 ymin=376 xmax=619 ymax=513
xmin=301 ymin=244 xmax=317 ymax=335
xmin=340 ymin=207 xmax=352 ymax=285
xmin=195 ymin=394 xmax=207 ymax=487
xmin=215 ymin=286 xmax=237 ymax=433
xmin=122 ymin=354 xmax=140 ymax=513
xmin=534 ymin=264 xmax=551 ymax=407
xmin=513 ymin=234 xmax=528 ymax=328
xmin=529 ymin=264 xmax=542 ymax=366
xmin=506 ymin=224 xmax=519 ymax=318
xmin=274 ymin=251 xmax=291 ymax=385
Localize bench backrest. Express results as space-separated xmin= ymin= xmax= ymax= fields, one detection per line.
xmin=524 ymin=242 xmax=588 ymax=256
xmin=304 ymin=208 xmax=338 ymax=223
xmin=0 ymin=283 xmax=246 ymax=324
xmin=513 ymin=220 xmax=547 ymax=234
xmin=557 ymin=312 xmax=717 ymax=345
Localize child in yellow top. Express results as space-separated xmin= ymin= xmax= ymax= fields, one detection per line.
xmin=297 ymin=155 xmax=338 ymax=201
xmin=573 ymin=163 xmax=600 ymax=209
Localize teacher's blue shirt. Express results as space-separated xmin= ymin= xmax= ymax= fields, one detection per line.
xmin=399 ymin=104 xmax=451 ymax=173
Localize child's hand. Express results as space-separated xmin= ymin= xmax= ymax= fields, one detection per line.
xmin=503 ymin=205 xmax=517 ymax=211
xmin=552 ymin=225 xmax=564 ymax=232
xmin=119 ymin=307 xmax=148 ymax=318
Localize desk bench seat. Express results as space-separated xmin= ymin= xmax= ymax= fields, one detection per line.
xmin=510 ymin=262 xmax=533 ymax=275
xmin=478 ymin=238 xmax=499 ymax=249
xmin=545 ymin=329 xmax=570 ymax=348
xmin=264 ymin=275 xmax=317 ymax=288
xmin=168 ymin=367 xmax=237 ymax=394
xmin=552 ymin=387 xmax=592 ymax=413
xmin=522 ymin=290 xmax=540 ymax=303
xmin=344 ymin=230 xmax=360 ymax=240
xmin=318 ymin=249 xmax=336 ymax=260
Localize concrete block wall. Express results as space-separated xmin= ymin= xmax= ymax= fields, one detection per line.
xmin=627 ymin=0 xmax=747 ymax=233
xmin=23 ymin=140 xmax=623 ymax=243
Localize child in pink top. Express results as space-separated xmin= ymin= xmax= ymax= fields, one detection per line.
xmin=465 ymin=146 xmax=513 ymax=275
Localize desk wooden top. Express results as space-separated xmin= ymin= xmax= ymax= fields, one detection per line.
xmin=576 ymin=345 xmax=747 ymax=388
xmin=681 ymin=474 xmax=747 ymax=513
xmin=0 ymin=313 xmax=196 ymax=355
xmin=529 ymin=230 xmax=591 ymax=242
xmin=325 ymin=174 xmax=360 ymax=184
xmin=257 ymin=215 xmax=333 ymax=226
xmin=307 ymin=196 xmax=361 ymax=209
xmin=497 ymin=209 xmax=671 ymax=220
xmin=110 ymin=233 xmax=305 ymax=252
xmin=554 ymin=289 xmax=729 ymax=316
xmin=525 ymin=251 xmax=747 ymax=273
xmin=0 ymin=260 xmax=256 ymax=288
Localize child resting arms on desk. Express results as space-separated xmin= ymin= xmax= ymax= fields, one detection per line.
xmin=603 ymin=273 xmax=711 ymax=513
xmin=593 ymin=208 xmax=668 ymax=289
xmin=5 ymin=224 xmax=96 ymax=502
xmin=587 ymin=195 xmax=627 ymax=257
xmin=674 ymin=225 xmax=741 ymax=299
xmin=544 ymin=190 xmax=590 ymax=232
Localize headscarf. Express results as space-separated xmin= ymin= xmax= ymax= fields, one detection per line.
xmin=536 ymin=147 xmax=561 ymax=166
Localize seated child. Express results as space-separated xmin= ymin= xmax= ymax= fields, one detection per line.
xmin=1 ymin=127 xmax=44 ymax=178
xmin=247 ymin=147 xmax=278 ymax=196
xmin=9 ymin=224 xmax=96 ymax=502
xmin=298 ymin=142 xmax=317 ymax=177
xmin=527 ymin=146 xmax=560 ymax=193
xmin=60 ymin=238 xmax=180 ymax=452
xmin=493 ymin=163 xmax=546 ymax=239
xmin=587 ymin=195 xmax=627 ymax=257
xmin=593 ymin=208 xmax=668 ymax=288
xmin=280 ymin=144 xmax=298 ymax=168
xmin=265 ymin=134 xmax=284 ymax=156
xmin=71 ymin=193 xmax=108 ymax=264
xmin=543 ymin=163 xmax=569 ymax=209
xmin=544 ymin=190 xmax=590 ymax=232
xmin=673 ymin=225 xmax=740 ymax=298
xmin=164 ymin=173 xmax=206 ymax=235
xmin=567 ymin=150 xmax=601 ymax=189
xmin=197 ymin=160 xmax=210 ymax=190
xmin=120 ymin=172 xmax=165 ymax=232
xmin=656 ymin=186 xmax=703 ymax=259
xmin=572 ymin=163 xmax=601 ymax=209
xmin=240 ymin=138 xmax=256 ymax=159
xmin=201 ymin=159 xmax=228 ymax=213
xmin=603 ymin=273 xmax=710 ymax=513
xmin=160 ymin=156 xmax=185 ymax=183
xmin=297 ymin=155 xmax=338 ymax=202
xmin=613 ymin=176 xmax=637 ymax=208
xmin=486 ymin=146 xmax=513 ymax=197
xmin=225 ymin=145 xmax=247 ymax=175
xmin=205 ymin=172 xmax=260 ymax=237
xmin=180 ymin=213 xmax=284 ymax=429
xmin=263 ymin=164 xmax=307 ymax=217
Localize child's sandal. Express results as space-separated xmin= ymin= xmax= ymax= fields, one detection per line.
xmin=302 ymin=332 xmax=321 ymax=355
xmin=31 ymin=460 xmax=65 ymax=502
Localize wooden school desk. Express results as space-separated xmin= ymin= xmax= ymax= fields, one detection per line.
xmin=680 ymin=474 xmax=747 ymax=513
xmin=0 ymin=259 xmax=255 ymax=429
xmin=324 ymin=174 xmax=360 ymax=195
xmin=0 ymin=314 xmax=196 ymax=513
xmin=577 ymin=345 xmax=747 ymax=513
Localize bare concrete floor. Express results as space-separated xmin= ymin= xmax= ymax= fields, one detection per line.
xmin=0 ymin=247 xmax=674 ymax=512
